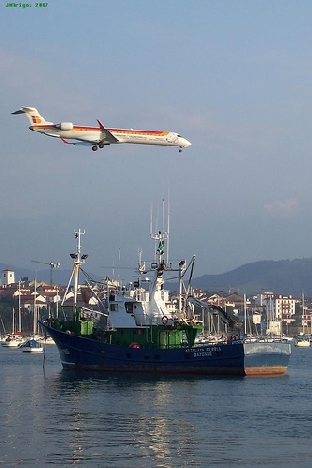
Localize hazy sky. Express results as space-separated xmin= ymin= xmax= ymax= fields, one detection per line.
xmin=1 ymin=0 xmax=312 ymax=283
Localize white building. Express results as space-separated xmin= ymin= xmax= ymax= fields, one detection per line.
xmin=0 ymin=269 xmax=15 ymax=287
xmin=265 ymin=294 xmax=296 ymax=321
xmin=262 ymin=293 xmax=296 ymax=335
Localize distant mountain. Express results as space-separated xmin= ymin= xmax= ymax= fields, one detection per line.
xmin=192 ymin=258 xmax=312 ymax=297
xmin=2 ymin=258 xmax=312 ymax=297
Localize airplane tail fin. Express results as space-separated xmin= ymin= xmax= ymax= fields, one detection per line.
xmin=11 ymin=107 xmax=53 ymax=125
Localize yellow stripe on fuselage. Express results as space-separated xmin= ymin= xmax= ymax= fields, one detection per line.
xmin=31 ymin=125 xmax=169 ymax=137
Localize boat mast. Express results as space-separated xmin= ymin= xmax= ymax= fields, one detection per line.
xmin=150 ymin=222 xmax=168 ymax=301
xmin=12 ymin=307 xmax=15 ymax=335
xmin=302 ymin=292 xmax=305 ymax=335
xmin=61 ymin=229 xmax=88 ymax=308
xmin=178 ymin=260 xmax=186 ymax=318
xmin=33 ymin=279 xmax=37 ymax=337
xmin=244 ymin=293 xmax=247 ymax=335
xmin=17 ymin=281 xmax=21 ymax=333
xmin=150 ymin=201 xmax=169 ymax=262
xmin=74 ymin=229 xmax=83 ymax=305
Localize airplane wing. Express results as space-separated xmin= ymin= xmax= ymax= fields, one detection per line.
xmin=62 ymin=121 xmax=119 ymax=146
xmin=97 ymin=119 xmax=119 ymax=144
xmin=60 ymin=138 xmax=91 ymax=146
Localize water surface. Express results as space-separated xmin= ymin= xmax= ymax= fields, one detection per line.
xmin=0 ymin=345 xmax=311 ymax=467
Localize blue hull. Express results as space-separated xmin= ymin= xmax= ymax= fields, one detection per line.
xmin=42 ymin=323 xmax=291 ymax=376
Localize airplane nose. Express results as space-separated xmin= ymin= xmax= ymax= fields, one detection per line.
xmin=180 ymin=138 xmax=192 ymax=147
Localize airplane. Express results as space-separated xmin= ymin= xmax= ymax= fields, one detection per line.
xmin=12 ymin=107 xmax=191 ymax=152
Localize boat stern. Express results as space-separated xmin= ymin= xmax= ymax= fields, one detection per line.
xmin=243 ymin=341 xmax=291 ymax=376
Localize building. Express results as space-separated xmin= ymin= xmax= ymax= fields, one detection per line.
xmin=1 ymin=269 xmax=15 ymax=287
xmin=262 ymin=293 xmax=296 ymax=321
xmin=260 ymin=293 xmax=296 ymax=335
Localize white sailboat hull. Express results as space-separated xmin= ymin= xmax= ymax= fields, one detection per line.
xmin=2 ymin=340 xmax=22 ymax=348
xmin=294 ymin=340 xmax=310 ymax=348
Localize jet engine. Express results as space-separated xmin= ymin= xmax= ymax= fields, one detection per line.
xmin=58 ymin=122 xmax=74 ymax=131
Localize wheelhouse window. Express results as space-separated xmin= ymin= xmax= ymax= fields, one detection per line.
xmin=125 ymin=302 xmax=134 ymax=314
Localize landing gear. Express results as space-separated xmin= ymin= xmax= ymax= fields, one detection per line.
xmin=179 ymin=147 xmax=182 ymax=153
xmin=99 ymin=142 xmax=105 ymax=149
xmin=92 ymin=145 xmax=98 ymax=151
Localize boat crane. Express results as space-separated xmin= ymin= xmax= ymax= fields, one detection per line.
xmin=31 ymin=260 xmax=61 ymax=285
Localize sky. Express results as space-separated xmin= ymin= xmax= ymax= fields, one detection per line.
xmin=2 ymin=0 xmax=312 ymax=284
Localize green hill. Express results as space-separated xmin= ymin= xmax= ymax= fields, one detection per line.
xmin=192 ymin=258 xmax=312 ymax=297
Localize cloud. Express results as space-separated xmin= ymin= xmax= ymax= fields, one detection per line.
xmin=263 ymin=197 xmax=300 ymax=219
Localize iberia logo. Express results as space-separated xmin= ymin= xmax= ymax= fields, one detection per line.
xmin=31 ymin=116 xmax=42 ymax=124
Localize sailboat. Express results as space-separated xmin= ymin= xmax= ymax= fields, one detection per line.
xmin=294 ymin=294 xmax=310 ymax=348
xmin=1 ymin=308 xmax=24 ymax=348
xmin=20 ymin=280 xmax=43 ymax=353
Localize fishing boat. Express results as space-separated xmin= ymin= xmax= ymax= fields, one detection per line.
xmin=40 ymin=228 xmax=291 ymax=376
xmin=20 ymin=339 xmax=43 ymax=353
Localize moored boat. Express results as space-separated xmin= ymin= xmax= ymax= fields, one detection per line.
xmin=40 ymin=228 xmax=291 ymax=376
xmin=38 ymin=335 xmax=55 ymax=345
xmin=20 ymin=339 xmax=43 ymax=353
xmin=294 ymin=334 xmax=310 ymax=348
xmin=2 ymin=333 xmax=24 ymax=348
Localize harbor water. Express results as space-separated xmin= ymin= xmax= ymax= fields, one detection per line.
xmin=0 ymin=344 xmax=311 ymax=467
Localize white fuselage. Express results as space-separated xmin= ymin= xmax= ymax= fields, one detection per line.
xmin=13 ymin=107 xmax=191 ymax=150
xmin=31 ymin=125 xmax=191 ymax=148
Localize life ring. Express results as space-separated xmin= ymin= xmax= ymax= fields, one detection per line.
xmin=162 ymin=316 xmax=168 ymax=325
xmin=129 ymin=342 xmax=140 ymax=349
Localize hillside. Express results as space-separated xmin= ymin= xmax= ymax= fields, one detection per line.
xmin=192 ymin=258 xmax=312 ymax=297
xmin=2 ymin=258 xmax=312 ymax=297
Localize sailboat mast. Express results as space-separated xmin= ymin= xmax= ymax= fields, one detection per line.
xmin=33 ymin=279 xmax=37 ymax=337
xmin=18 ymin=281 xmax=21 ymax=333
xmin=12 ymin=307 xmax=15 ymax=335
xmin=302 ymin=292 xmax=305 ymax=334
xmin=244 ymin=293 xmax=247 ymax=335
